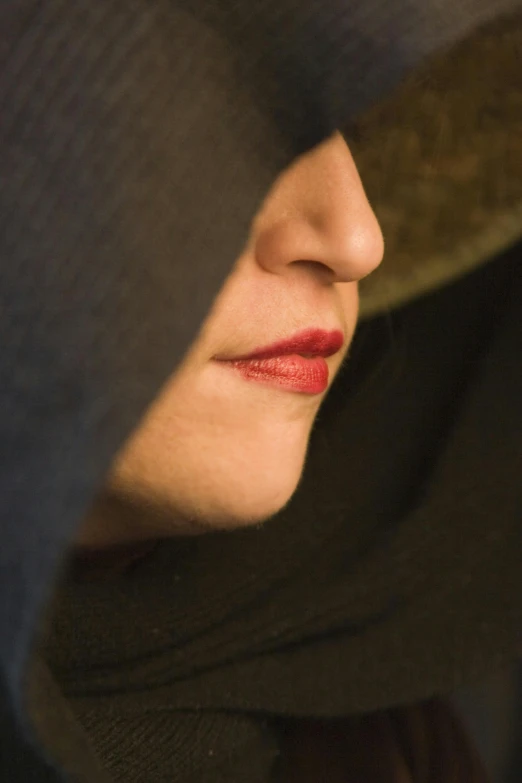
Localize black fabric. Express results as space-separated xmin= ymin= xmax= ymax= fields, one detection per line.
xmin=1 ymin=0 xmax=522 ymax=780
xmin=36 ymin=241 xmax=522 ymax=782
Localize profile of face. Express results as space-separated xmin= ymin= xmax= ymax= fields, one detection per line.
xmin=78 ymin=132 xmax=384 ymax=548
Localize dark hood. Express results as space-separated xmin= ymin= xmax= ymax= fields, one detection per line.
xmin=1 ymin=0 xmax=521 ymax=780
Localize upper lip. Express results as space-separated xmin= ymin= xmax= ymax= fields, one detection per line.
xmin=214 ymin=328 xmax=344 ymax=361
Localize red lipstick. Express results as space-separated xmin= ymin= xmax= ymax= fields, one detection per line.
xmin=214 ymin=328 xmax=344 ymax=394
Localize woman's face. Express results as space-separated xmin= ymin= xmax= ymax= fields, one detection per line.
xmin=79 ymin=132 xmax=384 ymax=546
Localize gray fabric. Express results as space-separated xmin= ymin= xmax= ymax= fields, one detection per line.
xmin=1 ymin=0 xmax=521 ymax=780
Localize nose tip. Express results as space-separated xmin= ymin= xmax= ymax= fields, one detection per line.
xmin=253 ymin=131 xmax=385 ymax=283
xmin=324 ymin=205 xmax=385 ymax=282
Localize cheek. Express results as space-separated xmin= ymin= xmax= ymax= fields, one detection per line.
xmin=105 ymin=369 xmax=315 ymax=527
xmin=105 ymin=283 xmax=359 ymax=529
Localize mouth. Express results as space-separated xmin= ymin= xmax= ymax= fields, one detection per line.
xmin=213 ymin=328 xmax=344 ymax=394
xmin=214 ymin=328 xmax=344 ymax=362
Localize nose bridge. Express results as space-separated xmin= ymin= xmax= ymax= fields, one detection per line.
xmin=309 ymin=135 xmax=384 ymax=281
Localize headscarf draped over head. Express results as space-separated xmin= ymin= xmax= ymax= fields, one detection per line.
xmin=1 ymin=0 xmax=521 ymax=780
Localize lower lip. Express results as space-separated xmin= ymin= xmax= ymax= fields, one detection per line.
xmin=215 ymin=354 xmax=329 ymax=394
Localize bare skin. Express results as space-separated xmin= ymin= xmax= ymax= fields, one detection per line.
xmin=76 ymin=131 xmax=384 ymax=550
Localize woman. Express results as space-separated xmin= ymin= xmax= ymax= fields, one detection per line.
xmin=0 ymin=0 xmax=521 ymax=780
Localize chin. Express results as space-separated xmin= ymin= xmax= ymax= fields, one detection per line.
xmin=199 ymin=439 xmax=310 ymax=530
xmin=168 ymin=463 xmax=303 ymax=533
xmin=102 ymin=450 xmax=304 ymax=538
xmin=106 ymin=412 xmax=312 ymax=536
xmin=207 ymin=481 xmax=298 ymax=530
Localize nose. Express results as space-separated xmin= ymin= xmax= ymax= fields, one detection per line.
xmin=253 ymin=132 xmax=384 ymax=283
